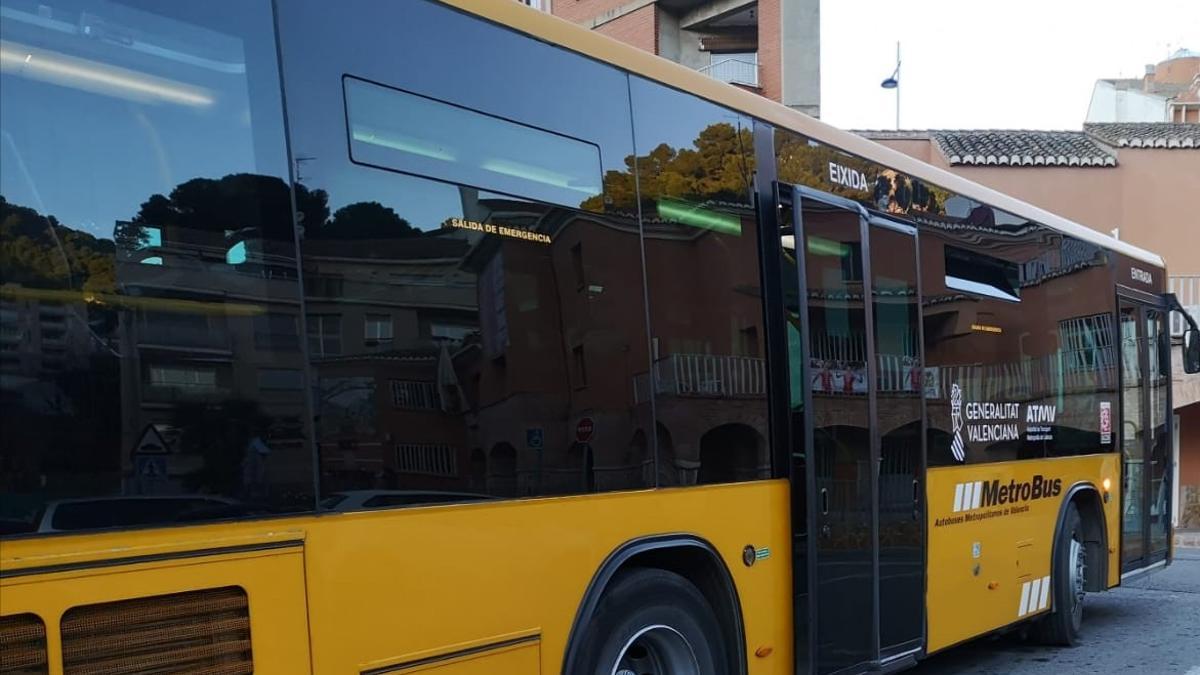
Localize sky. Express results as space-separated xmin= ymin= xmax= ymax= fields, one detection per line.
xmin=820 ymin=0 xmax=1200 ymax=131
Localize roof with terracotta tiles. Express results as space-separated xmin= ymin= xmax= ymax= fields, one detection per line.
xmin=1084 ymin=122 xmax=1200 ymax=148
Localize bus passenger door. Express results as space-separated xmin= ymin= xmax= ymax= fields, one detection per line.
xmin=868 ymin=217 xmax=925 ymax=662
xmin=1118 ymin=299 xmax=1172 ymax=574
xmin=788 ymin=185 xmax=926 ymax=674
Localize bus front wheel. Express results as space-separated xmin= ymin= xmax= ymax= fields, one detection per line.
xmin=1035 ymin=502 xmax=1086 ymax=646
xmin=574 ymin=568 xmax=728 ymax=675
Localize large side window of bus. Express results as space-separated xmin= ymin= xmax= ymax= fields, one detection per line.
xmin=275 ymin=0 xmax=655 ymax=505
xmin=0 ymin=0 xmax=313 ymax=536
xmin=922 ymin=216 xmax=1117 ymax=466
xmin=627 ymin=77 xmax=770 ymax=485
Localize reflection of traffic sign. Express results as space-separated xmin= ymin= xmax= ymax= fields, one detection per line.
xmin=135 ymin=455 xmax=167 ymax=480
xmin=132 ymin=425 xmax=170 ymax=455
xmin=526 ymin=427 xmax=544 ymax=450
xmin=576 ymin=417 xmax=595 ymax=444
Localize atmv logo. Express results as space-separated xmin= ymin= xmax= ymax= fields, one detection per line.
xmin=951 ymin=475 xmax=1063 ymax=513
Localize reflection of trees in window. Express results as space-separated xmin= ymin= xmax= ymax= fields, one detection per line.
xmin=586 ymin=122 xmax=754 ymax=213
xmin=774 ymin=134 xmax=947 ymax=215
xmin=1 ymin=196 xmax=117 ymax=293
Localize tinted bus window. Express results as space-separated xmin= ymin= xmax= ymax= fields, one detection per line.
xmin=344 ymin=76 xmax=604 ymax=210
xmin=627 ymin=77 xmax=770 ymax=485
xmin=0 ymin=0 xmax=313 ymax=535
xmin=922 ymin=217 xmax=1116 ymax=465
xmin=276 ymin=0 xmax=654 ymax=503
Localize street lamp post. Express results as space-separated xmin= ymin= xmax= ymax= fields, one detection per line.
xmin=880 ymin=41 xmax=901 ymax=130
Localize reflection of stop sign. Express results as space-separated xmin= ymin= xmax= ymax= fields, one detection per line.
xmin=576 ymin=418 xmax=595 ymax=443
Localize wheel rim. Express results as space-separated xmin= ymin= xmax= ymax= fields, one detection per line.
xmin=1068 ymin=535 xmax=1086 ymax=621
xmin=612 ymin=624 xmax=700 ymax=675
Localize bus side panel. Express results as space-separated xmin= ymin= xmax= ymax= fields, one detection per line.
xmin=0 ymin=545 xmax=312 ymax=674
xmin=925 ymin=454 xmax=1119 ymax=653
xmin=301 ymin=481 xmax=792 ymax=675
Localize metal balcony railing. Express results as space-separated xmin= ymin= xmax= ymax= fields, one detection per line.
xmin=698 ymin=57 xmax=759 ymax=87
xmin=634 ymin=353 xmax=766 ymax=402
xmin=1170 ymin=275 xmax=1199 ymax=337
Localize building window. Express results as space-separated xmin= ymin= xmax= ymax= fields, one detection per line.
xmin=395 ymin=443 xmax=458 ymax=476
xmin=306 ymin=275 xmax=344 ymax=297
xmin=254 ymin=313 xmax=300 ymax=351
xmin=147 ymin=366 xmax=218 ymax=392
xmin=430 ymin=323 xmax=474 ymax=342
xmin=703 ymin=52 xmax=759 ymax=87
xmin=390 ymin=380 xmax=439 ymax=410
xmin=258 ymin=368 xmax=305 ymax=391
xmin=1059 ymin=314 xmax=1116 ymax=374
xmin=307 ymin=315 xmax=343 ymax=356
xmin=364 ymin=314 xmax=394 ymax=345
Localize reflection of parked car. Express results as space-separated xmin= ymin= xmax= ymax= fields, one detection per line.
xmin=34 ymin=496 xmax=239 ymax=533
xmin=319 ymin=490 xmax=493 ymax=512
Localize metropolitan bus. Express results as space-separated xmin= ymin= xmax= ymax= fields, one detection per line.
xmin=1 ymin=1 xmax=1198 ymax=673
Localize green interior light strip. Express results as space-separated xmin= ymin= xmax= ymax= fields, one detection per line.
xmin=656 ymin=198 xmax=741 ymax=235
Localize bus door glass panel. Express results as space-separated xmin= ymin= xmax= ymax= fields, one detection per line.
xmin=778 ymin=191 xmax=811 ymax=672
xmin=801 ymin=193 xmax=874 ymax=674
xmin=869 ymin=221 xmax=924 ymax=657
xmin=1119 ymin=304 xmax=1144 ymax=568
xmin=1146 ymin=309 xmax=1170 ymax=560
xmin=1119 ymin=301 xmax=1170 ymax=569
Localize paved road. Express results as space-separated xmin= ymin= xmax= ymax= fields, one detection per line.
xmin=911 ymin=549 xmax=1200 ymax=674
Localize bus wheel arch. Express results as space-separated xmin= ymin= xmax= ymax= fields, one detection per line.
xmin=562 ymin=534 xmax=747 ymax=675
xmin=1036 ymin=483 xmax=1108 ymax=646
xmin=1057 ymin=483 xmax=1108 ymax=593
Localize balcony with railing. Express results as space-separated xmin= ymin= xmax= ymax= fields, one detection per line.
xmin=1170 ymin=275 xmax=1199 ymax=338
xmin=634 ymin=353 xmax=766 ymax=403
xmin=698 ymin=55 xmax=759 ymax=88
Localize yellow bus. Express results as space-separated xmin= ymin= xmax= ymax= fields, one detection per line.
xmin=2 ymin=1 xmax=1198 ymax=673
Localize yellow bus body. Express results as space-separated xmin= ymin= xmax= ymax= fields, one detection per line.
xmin=2 ymin=482 xmax=793 ymax=673
xmin=925 ymin=454 xmax=1120 ymax=652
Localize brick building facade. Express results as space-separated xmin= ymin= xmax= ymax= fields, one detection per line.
xmin=528 ymin=0 xmax=820 ymax=117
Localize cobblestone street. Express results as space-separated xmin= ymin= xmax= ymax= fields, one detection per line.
xmin=911 ymin=549 xmax=1200 ymax=674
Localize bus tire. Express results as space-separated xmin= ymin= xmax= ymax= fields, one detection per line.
xmin=573 ymin=567 xmax=729 ymax=675
xmin=1035 ymin=502 xmax=1086 ymax=646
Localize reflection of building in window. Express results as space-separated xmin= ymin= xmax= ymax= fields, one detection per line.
xmin=479 ymin=254 xmax=508 ymax=357
xmin=306 ymin=275 xmax=344 ymax=297
xmin=572 ymin=345 xmax=588 ymax=388
xmin=364 ymin=314 xmax=393 ymax=346
xmin=254 ymin=313 xmax=300 ymax=351
xmin=258 ymin=368 xmax=304 ymax=391
xmin=1059 ymin=314 xmax=1116 ymax=374
xmin=307 ymin=314 xmax=342 ymax=356
xmin=147 ymin=366 xmax=218 ymax=393
xmin=395 ymin=443 xmax=457 ymax=477
xmin=430 ymin=323 xmax=474 ymax=342
xmin=391 ymin=380 xmax=438 ymax=410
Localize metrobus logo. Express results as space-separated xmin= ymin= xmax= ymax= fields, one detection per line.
xmin=951 ymin=475 xmax=1063 ymax=513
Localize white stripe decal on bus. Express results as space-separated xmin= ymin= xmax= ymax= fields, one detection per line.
xmin=971 ymin=481 xmax=984 ymax=509
xmin=1017 ymin=575 xmax=1052 ymax=617
xmin=953 ymin=483 xmax=965 ymax=512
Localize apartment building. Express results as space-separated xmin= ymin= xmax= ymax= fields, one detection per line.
xmin=527 ymin=0 xmax=820 ymax=117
